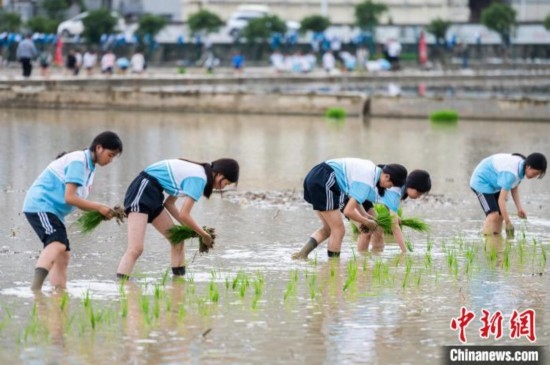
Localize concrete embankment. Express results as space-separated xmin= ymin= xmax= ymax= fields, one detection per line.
xmin=1 ymin=72 xmax=549 ymax=121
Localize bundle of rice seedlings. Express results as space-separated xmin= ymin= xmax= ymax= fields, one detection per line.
xmin=400 ymin=217 xmax=430 ymax=233
xmin=167 ymin=225 xmax=196 ymax=244
xmin=167 ymin=225 xmax=216 ymax=254
xmin=200 ymin=227 xmax=216 ymax=253
xmin=76 ymin=211 xmax=104 ymax=234
xmin=349 ymin=222 xmax=360 ymax=241
xmin=75 ymin=205 xmax=127 ymax=234
xmin=359 ymin=204 xmax=393 ymax=234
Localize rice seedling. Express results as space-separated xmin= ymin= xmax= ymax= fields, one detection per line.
xmin=424 ymin=251 xmax=432 ymax=270
xmin=400 ymin=217 xmax=430 ymax=233
xmin=405 ymin=239 xmax=414 ymax=253
xmin=167 ymin=225 xmax=217 ymax=253
xmin=83 ymin=290 xmax=92 ymax=310
xmin=362 ymin=257 xmax=368 ymax=272
xmin=60 ymin=292 xmax=69 ymax=311
xmin=209 ymin=279 xmax=220 ymax=303
xmin=325 ymin=107 xmax=347 ymax=120
xmin=429 ymin=109 xmax=459 ymax=123
xmin=161 ymin=268 xmax=170 ymax=286
xmin=177 ymin=303 xmax=186 ymax=320
xmin=502 ymin=243 xmax=512 ymax=271
xmin=402 ymin=257 xmax=413 ymax=288
xmin=120 ymin=297 xmax=128 ymax=318
xmin=283 ymin=270 xmax=299 ymax=301
xmin=415 ymin=270 xmax=423 ymax=287
xmin=343 ymin=260 xmax=358 ymax=292
xmin=197 ymin=298 xmax=209 ymax=317
xmin=75 ymin=205 xmax=126 ymax=234
xmin=361 ymin=204 xmax=393 ymax=234
xmin=306 ymin=271 xmax=317 ymax=299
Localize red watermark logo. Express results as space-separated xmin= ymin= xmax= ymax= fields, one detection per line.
xmin=450 ymin=307 xmax=536 ymax=343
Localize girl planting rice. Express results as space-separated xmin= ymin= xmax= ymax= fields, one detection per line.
xmin=116 ymin=158 xmax=239 ymax=280
xmin=351 ymin=169 xmax=432 ymax=253
xmin=23 ymin=131 xmax=123 ymax=291
xmin=470 ymin=152 xmax=546 ymax=237
xmin=292 ymin=158 xmax=407 ymax=259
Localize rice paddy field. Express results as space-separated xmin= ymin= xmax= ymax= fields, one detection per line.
xmin=0 ymin=109 xmax=549 ymax=364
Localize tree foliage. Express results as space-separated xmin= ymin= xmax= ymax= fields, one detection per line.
xmin=26 ymin=16 xmax=59 ymax=34
xmin=300 ymin=15 xmax=330 ymax=33
xmin=544 ymin=14 xmax=550 ymax=31
xmin=42 ymin=0 xmax=71 ymax=21
xmin=82 ymin=8 xmax=117 ymax=44
xmin=243 ymin=15 xmax=286 ymax=43
xmin=187 ymin=10 xmax=224 ymax=35
xmin=481 ymin=3 xmax=516 ymax=45
xmin=137 ymin=14 xmax=167 ymax=39
xmin=0 ymin=12 xmax=22 ymax=32
xmin=354 ymin=0 xmax=388 ymax=30
xmin=426 ymin=18 xmax=451 ymax=45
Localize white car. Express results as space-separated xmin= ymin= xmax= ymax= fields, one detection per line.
xmin=57 ymin=11 xmax=125 ymax=37
xmin=226 ymin=5 xmax=299 ymax=39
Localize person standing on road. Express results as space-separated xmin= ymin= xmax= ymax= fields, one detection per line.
xmin=16 ymin=34 xmax=38 ymax=78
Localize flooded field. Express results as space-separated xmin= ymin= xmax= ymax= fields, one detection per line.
xmin=0 ymin=109 xmax=549 ymax=364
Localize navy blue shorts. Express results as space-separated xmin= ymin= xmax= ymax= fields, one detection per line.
xmin=304 ymin=162 xmax=345 ymax=211
xmin=25 ymin=212 xmax=70 ymax=251
xmin=124 ymin=171 xmax=165 ymax=223
xmin=472 ymin=188 xmax=501 ymax=216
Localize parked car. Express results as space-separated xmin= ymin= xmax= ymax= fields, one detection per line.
xmin=226 ymin=5 xmax=299 ymax=39
xmin=57 ymin=11 xmax=125 ymax=37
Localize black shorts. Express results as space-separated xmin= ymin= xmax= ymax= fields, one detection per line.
xmin=472 ymin=188 xmax=500 ymax=216
xmin=124 ymin=171 xmax=165 ymax=223
xmin=24 ymin=212 xmax=70 ymax=251
xmin=304 ymin=162 xmax=345 ymax=211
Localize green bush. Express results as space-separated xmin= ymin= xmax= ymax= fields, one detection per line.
xmin=430 ymin=109 xmax=459 ymax=123
xmin=325 ymin=107 xmax=347 ymax=120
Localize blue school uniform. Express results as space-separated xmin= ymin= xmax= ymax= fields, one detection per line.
xmin=470 ymin=154 xmax=525 ymax=194
xmin=326 ymin=158 xmax=381 ymax=204
xmin=379 ymin=186 xmax=403 ymax=213
xmin=23 ymin=149 xmax=96 ymax=222
xmin=144 ymin=160 xmax=206 ymax=201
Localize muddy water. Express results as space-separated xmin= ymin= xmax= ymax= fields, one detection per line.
xmin=0 ymin=109 xmax=549 ymax=364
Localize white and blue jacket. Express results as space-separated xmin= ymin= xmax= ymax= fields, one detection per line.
xmin=23 ymin=149 xmax=95 ymax=221
xmin=470 ymin=153 xmax=525 ymax=194
xmin=145 ymin=160 xmax=207 ymax=201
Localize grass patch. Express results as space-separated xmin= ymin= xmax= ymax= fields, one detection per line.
xmin=325 ymin=107 xmax=347 ymax=120
xmin=430 ymin=109 xmax=459 ymax=123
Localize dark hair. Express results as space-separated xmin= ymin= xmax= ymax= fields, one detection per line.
xmin=525 ymin=152 xmax=547 ymax=179
xmin=212 ymin=158 xmax=240 ymax=183
xmin=376 ymin=164 xmax=407 ymax=197
xmin=56 ymin=131 xmax=123 ymax=159
xmin=402 ymin=169 xmax=431 ymax=200
xmin=90 ymin=131 xmax=123 ymax=154
xmin=180 ymin=159 xmax=214 ymax=198
xmin=179 ymin=158 xmax=239 ymax=198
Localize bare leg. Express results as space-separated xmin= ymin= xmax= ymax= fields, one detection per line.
xmin=32 ymin=241 xmax=67 ymax=290
xmin=319 ymin=210 xmax=345 ymax=253
xmin=292 ymin=211 xmax=331 ymax=260
xmin=152 ymin=210 xmax=184 ymax=268
xmin=49 ymin=250 xmax=70 ymax=289
xmin=483 ymin=212 xmax=503 ymax=236
xmin=116 ymin=212 xmax=148 ymax=276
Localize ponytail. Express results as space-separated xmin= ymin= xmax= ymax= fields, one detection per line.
xmin=179 ymin=159 xmax=214 ymax=198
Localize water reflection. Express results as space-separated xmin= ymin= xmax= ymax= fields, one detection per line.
xmin=1 ymin=109 xmax=549 ymax=364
